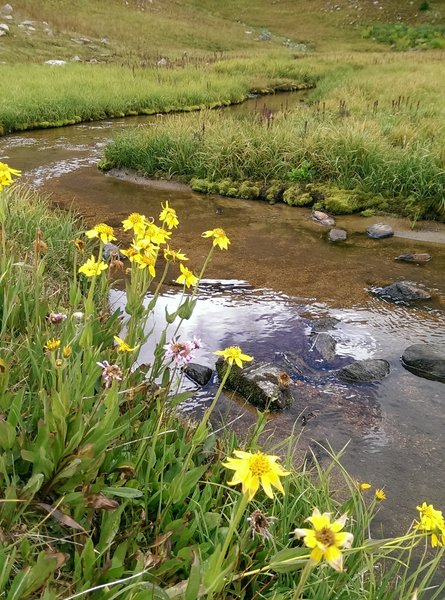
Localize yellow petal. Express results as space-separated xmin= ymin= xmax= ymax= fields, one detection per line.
xmin=310 ymin=547 xmax=323 ymax=564
xmin=325 ymin=545 xmax=344 ymax=572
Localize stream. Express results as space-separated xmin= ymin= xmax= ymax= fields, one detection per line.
xmin=1 ymin=92 xmax=445 ymax=536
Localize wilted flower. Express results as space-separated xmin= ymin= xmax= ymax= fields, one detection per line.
xmin=416 ymin=502 xmax=445 ymax=547
xmin=191 ymin=336 xmax=202 ymax=350
xmin=375 ymin=488 xmax=386 ymax=501
xmin=293 ymin=508 xmax=354 ymax=572
xmin=223 ymin=450 xmax=290 ymax=501
xmin=202 ymin=228 xmax=230 ymax=250
xmin=247 ymin=509 xmax=277 ymax=540
xmin=159 ymin=201 xmax=179 ymax=229
xmin=114 ymin=335 xmax=139 ymax=353
xmin=44 ymin=338 xmax=61 ymax=351
xmin=78 ymin=255 xmax=108 ymax=277
xmin=163 ymin=337 xmax=195 ymax=365
xmin=47 ymin=312 xmax=67 ymax=324
xmin=85 ymin=223 xmax=116 ymax=244
xmin=277 ymin=371 xmax=291 ymax=389
xmin=164 ymin=246 xmax=188 ymax=262
xmin=97 ymin=360 xmax=124 ymax=388
xmin=0 ymin=162 xmax=21 ymax=190
xmin=176 ymin=263 xmax=198 ymax=288
xmin=214 ymin=346 xmax=253 ymax=368
xmin=72 ymin=311 xmax=84 ymax=322
xmin=72 ymin=238 xmax=85 ymax=253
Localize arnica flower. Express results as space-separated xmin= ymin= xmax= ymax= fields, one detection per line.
xmin=85 ymin=223 xmax=116 ymax=244
xmin=223 ymin=450 xmax=290 ymax=501
xmin=416 ymin=502 xmax=445 ymax=547
xmin=176 ymin=263 xmax=198 ymax=288
xmin=0 ymin=162 xmax=21 ymax=190
xmin=44 ymin=338 xmax=61 ymax=351
xmin=78 ymin=255 xmax=108 ymax=277
xmin=202 ymin=228 xmax=230 ymax=250
xmin=163 ymin=337 xmax=195 ymax=366
xmin=375 ymin=488 xmax=386 ymax=501
xmin=159 ymin=201 xmax=179 ymax=230
xmin=214 ymin=345 xmax=253 ymax=369
xmin=122 ymin=213 xmax=147 ymax=237
xmin=63 ymin=346 xmax=72 ymax=358
xmin=114 ymin=335 xmax=139 ymax=353
xmin=97 ymin=361 xmax=123 ymax=389
xmin=144 ymin=222 xmax=171 ymax=246
xmin=164 ymin=246 xmax=188 ymax=262
xmin=293 ymin=508 xmax=354 ymax=572
xmin=359 ymin=482 xmax=372 ymax=492
xmin=133 ymin=252 xmax=156 ymax=277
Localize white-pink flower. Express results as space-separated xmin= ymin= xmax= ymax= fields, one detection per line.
xmin=164 ymin=337 xmax=196 ymax=365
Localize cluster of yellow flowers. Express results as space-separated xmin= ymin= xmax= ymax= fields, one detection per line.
xmin=417 ymin=502 xmax=445 ymax=547
xmin=0 ymin=161 xmax=21 ymax=191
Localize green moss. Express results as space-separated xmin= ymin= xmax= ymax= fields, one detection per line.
xmin=227 ymin=186 xmax=240 ymax=197
xmin=190 ymin=178 xmax=210 ymax=193
xmin=265 ymin=182 xmax=285 ymax=203
xmin=217 ymin=179 xmax=234 ymax=195
xmin=238 ymin=181 xmax=261 ymax=199
xmin=282 ymin=184 xmax=315 ymax=206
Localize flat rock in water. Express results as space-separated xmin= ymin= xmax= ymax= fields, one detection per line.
xmin=328 ymin=228 xmax=347 ymax=242
xmin=372 ymin=280 xmax=431 ymax=303
xmin=183 ymin=363 xmax=213 ymax=387
xmin=338 ymin=359 xmax=390 ymax=383
xmin=395 ymin=253 xmax=432 ymax=264
xmin=311 ymin=210 xmax=335 ymax=227
xmin=216 ymin=358 xmax=294 ymax=410
xmin=367 ymin=223 xmax=394 ymax=239
xmin=310 ymin=316 xmax=340 ymax=332
xmin=313 ymin=332 xmax=337 ymax=362
xmin=401 ymin=344 xmax=445 ymax=383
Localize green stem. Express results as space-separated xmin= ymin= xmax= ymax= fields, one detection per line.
xmin=193 ymin=362 xmax=232 ymax=441
xmin=292 ymin=560 xmax=312 ymax=600
xmin=220 ymin=492 xmax=250 ymax=560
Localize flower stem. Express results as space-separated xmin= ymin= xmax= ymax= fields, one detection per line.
xmin=292 ymin=560 xmax=312 ymax=600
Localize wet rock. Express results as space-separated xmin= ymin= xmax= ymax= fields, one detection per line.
xmin=313 ymin=332 xmax=337 ymax=362
xmin=2 ymin=4 xmax=13 ymax=15
xmin=311 ymin=210 xmax=335 ymax=227
xmin=45 ymin=59 xmax=67 ymax=66
xmin=401 ymin=343 xmax=445 ymax=383
xmin=216 ymin=358 xmax=294 ymax=410
xmin=372 ymin=280 xmax=431 ymax=303
xmin=183 ymin=363 xmax=213 ymax=387
xmin=367 ymin=223 xmax=394 ymax=239
xmin=395 ymin=253 xmax=432 ymax=264
xmin=328 ymin=228 xmax=347 ymax=242
xmin=310 ymin=316 xmax=340 ymax=332
xmin=338 ymin=359 xmax=390 ymax=383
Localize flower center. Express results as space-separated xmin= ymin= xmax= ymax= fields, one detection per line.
xmin=315 ymin=527 xmax=336 ymax=547
xmin=248 ymin=453 xmax=271 ymax=476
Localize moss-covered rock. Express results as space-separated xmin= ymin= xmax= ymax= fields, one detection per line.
xmin=238 ymin=181 xmax=261 ymax=199
xmin=283 ymin=184 xmax=315 ymax=207
xmin=217 ymin=179 xmax=234 ymax=195
xmin=190 ymin=178 xmax=210 ymax=193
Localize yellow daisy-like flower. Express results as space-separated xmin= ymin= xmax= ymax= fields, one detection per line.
xmin=0 ymin=162 xmax=21 ymax=190
xmin=121 ymin=246 xmax=139 ymax=262
xmin=416 ymin=502 xmax=445 ymax=547
xmin=223 ymin=450 xmax=290 ymax=501
xmin=176 ymin=263 xmax=198 ymax=288
xmin=44 ymin=338 xmax=61 ymax=352
xmin=159 ymin=201 xmax=179 ymax=230
xmin=133 ymin=252 xmax=156 ymax=277
xmin=294 ymin=508 xmax=354 ymax=572
xmin=122 ymin=213 xmax=147 ymax=237
xmin=113 ymin=335 xmax=139 ymax=353
xmin=85 ymin=223 xmax=116 ymax=244
xmin=78 ymin=255 xmax=108 ymax=277
xmin=214 ymin=345 xmax=253 ymax=368
xmin=145 ymin=222 xmax=171 ymax=246
xmin=164 ymin=246 xmax=188 ymax=262
xmin=375 ymin=488 xmax=386 ymax=502
xmin=63 ymin=346 xmax=72 ymax=358
xmin=202 ymin=228 xmax=230 ymax=250
xmin=359 ymin=482 xmax=372 ymax=491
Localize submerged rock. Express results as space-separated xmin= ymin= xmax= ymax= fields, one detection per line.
xmin=395 ymin=253 xmax=432 ymax=264
xmin=372 ymin=281 xmax=431 ymax=303
xmin=311 ymin=210 xmax=335 ymax=227
xmin=183 ymin=363 xmax=213 ymax=387
xmin=328 ymin=228 xmax=347 ymax=242
xmin=367 ymin=223 xmax=394 ymax=239
xmin=312 ymin=332 xmax=337 ymax=362
xmin=338 ymin=359 xmax=390 ymax=383
xmin=401 ymin=344 xmax=445 ymax=383
xmin=215 ymin=358 xmax=294 ymax=410
xmin=309 ymin=316 xmax=340 ymax=332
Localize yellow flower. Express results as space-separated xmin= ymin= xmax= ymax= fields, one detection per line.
xmin=416 ymin=502 xmax=445 ymax=547
xmin=202 ymin=228 xmax=230 ymax=250
xmin=133 ymin=252 xmax=156 ymax=277
xmin=223 ymin=450 xmax=290 ymax=501
xmin=145 ymin=222 xmax=171 ymax=246
xmin=359 ymin=482 xmax=372 ymax=491
xmin=159 ymin=201 xmax=179 ymax=229
xmin=114 ymin=335 xmax=139 ymax=353
xmin=63 ymin=346 xmax=72 ymax=358
xmin=121 ymin=246 xmax=139 ymax=261
xmin=122 ymin=213 xmax=147 ymax=237
xmin=0 ymin=162 xmax=21 ymax=190
xmin=214 ymin=345 xmax=253 ymax=368
xmin=78 ymin=255 xmax=108 ymax=277
xmin=44 ymin=338 xmax=61 ymax=351
xmin=375 ymin=488 xmax=386 ymax=502
xmin=164 ymin=246 xmax=188 ymax=262
xmin=85 ymin=223 xmax=116 ymax=244
xmin=176 ymin=263 xmax=198 ymax=288
xmin=294 ymin=508 xmax=354 ymax=572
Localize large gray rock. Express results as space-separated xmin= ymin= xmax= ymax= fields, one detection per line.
xmin=328 ymin=228 xmax=347 ymax=242
xmin=401 ymin=344 xmax=445 ymax=383
xmin=372 ymin=281 xmax=431 ymax=303
xmin=338 ymin=359 xmax=390 ymax=383
xmin=183 ymin=363 xmax=213 ymax=387
xmin=395 ymin=253 xmax=431 ymax=264
xmin=367 ymin=223 xmax=394 ymax=239
xmin=2 ymin=4 xmax=13 ymax=15
xmin=312 ymin=210 xmax=335 ymax=227
xmin=313 ymin=332 xmax=337 ymax=362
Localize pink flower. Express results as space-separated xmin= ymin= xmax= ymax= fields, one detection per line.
xmin=47 ymin=312 xmax=67 ymax=324
xmin=163 ymin=338 xmax=195 ymax=365
xmin=97 ymin=361 xmax=123 ymax=388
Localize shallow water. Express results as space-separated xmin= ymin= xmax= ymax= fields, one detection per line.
xmin=1 ymin=93 xmax=445 ymax=535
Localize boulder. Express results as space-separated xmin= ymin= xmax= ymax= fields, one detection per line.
xmin=328 ymin=228 xmax=347 ymax=242
xmin=372 ymin=281 xmax=431 ymax=303
xmin=338 ymin=359 xmax=390 ymax=383
xmin=367 ymin=223 xmax=394 ymax=239
xmin=395 ymin=253 xmax=431 ymax=264
xmin=313 ymin=332 xmax=337 ymax=362
xmin=183 ymin=363 xmax=213 ymax=387
xmin=215 ymin=358 xmax=294 ymax=410
xmin=401 ymin=344 xmax=445 ymax=383
xmin=1 ymin=4 xmax=13 ymax=15
xmin=311 ymin=210 xmax=335 ymax=227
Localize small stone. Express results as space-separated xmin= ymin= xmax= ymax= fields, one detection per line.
xmin=0 ymin=22 xmax=9 ymax=32
xmin=44 ymin=59 xmax=67 ymax=66
xmin=0 ymin=29 xmax=6 ymax=35
xmin=183 ymin=363 xmax=213 ymax=387
xmin=372 ymin=281 xmax=431 ymax=303
xmin=328 ymin=228 xmax=347 ymax=242
xmin=395 ymin=253 xmax=431 ymax=264
xmin=311 ymin=210 xmax=335 ymax=227
xmin=1 ymin=3 xmax=13 ymax=15
xmin=367 ymin=223 xmax=394 ymax=239
xmin=401 ymin=343 xmax=445 ymax=383
xmin=338 ymin=359 xmax=390 ymax=383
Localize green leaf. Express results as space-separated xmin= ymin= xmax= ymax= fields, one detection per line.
xmin=0 ymin=421 xmax=16 ymax=450
xmin=102 ymin=486 xmax=144 ymax=498
xmin=185 ymin=551 xmax=201 ymax=600
xmin=169 ymin=465 xmax=207 ymax=505
xmin=268 ymin=546 xmax=309 ymax=573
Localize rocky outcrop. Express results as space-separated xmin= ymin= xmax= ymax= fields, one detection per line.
xmin=401 ymin=344 xmax=445 ymax=383
xmin=367 ymin=223 xmax=394 ymax=239
xmin=338 ymin=359 xmax=390 ymax=383
xmin=371 ymin=281 xmax=431 ymax=303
